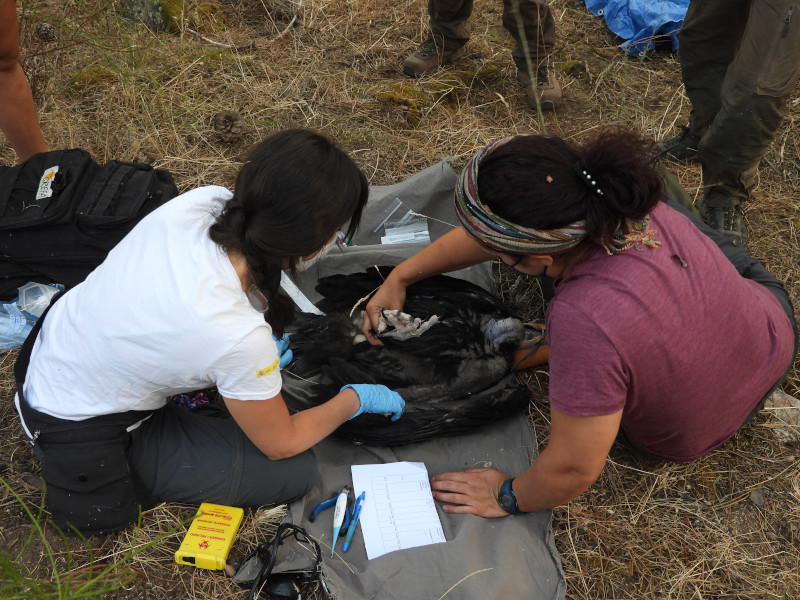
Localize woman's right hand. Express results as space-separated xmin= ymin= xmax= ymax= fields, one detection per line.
xmin=361 ymin=276 xmax=407 ymax=346
xmin=360 ymin=229 xmax=490 ymax=345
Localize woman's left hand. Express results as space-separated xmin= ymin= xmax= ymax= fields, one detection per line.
xmin=430 ymin=467 xmax=510 ymax=518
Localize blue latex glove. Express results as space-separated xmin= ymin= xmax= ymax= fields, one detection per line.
xmin=341 ymin=384 xmax=405 ymax=421
xmin=272 ymin=333 xmax=293 ymax=368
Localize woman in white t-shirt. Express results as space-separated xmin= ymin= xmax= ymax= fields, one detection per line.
xmin=15 ymin=129 xmax=404 ymax=536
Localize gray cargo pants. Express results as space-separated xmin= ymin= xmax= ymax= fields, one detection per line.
xmin=128 ymin=401 xmax=317 ymax=508
xmin=678 ymin=0 xmax=800 ymax=206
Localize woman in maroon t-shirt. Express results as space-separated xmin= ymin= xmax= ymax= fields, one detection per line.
xmin=361 ymin=129 xmax=797 ymax=518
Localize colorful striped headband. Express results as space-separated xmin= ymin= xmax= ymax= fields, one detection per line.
xmin=454 ymin=138 xmax=661 ymax=257
xmin=454 ymin=137 xmax=588 ymax=256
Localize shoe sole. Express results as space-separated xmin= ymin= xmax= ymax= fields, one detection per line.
xmin=527 ymin=97 xmax=557 ymax=111
xmin=516 ymin=71 xmax=560 ymax=110
xmin=524 ymin=90 xmax=559 ymax=111
xmin=657 ymin=147 xmax=700 ymax=162
xmin=402 ymin=46 xmax=466 ymax=78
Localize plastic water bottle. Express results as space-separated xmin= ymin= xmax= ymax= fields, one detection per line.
xmin=0 ymin=282 xmax=63 ymax=350
xmin=0 ymin=302 xmax=33 ymax=350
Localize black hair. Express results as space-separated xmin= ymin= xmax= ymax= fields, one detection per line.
xmin=209 ymin=129 xmax=369 ymax=336
xmin=476 ymin=129 xmax=664 ymax=248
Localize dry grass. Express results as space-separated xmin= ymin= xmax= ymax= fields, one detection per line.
xmin=1 ymin=0 xmax=799 ymax=598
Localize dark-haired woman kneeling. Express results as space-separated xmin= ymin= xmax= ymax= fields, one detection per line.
xmin=362 ymin=130 xmax=796 ymax=518
xmin=15 ymin=129 xmax=404 ymax=535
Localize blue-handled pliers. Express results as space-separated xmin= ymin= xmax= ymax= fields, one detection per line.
xmin=310 ymin=491 xmax=352 ymax=529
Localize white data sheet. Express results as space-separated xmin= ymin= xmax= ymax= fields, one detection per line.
xmin=350 ymin=462 xmax=446 ymax=560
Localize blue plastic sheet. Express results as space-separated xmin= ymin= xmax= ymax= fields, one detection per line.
xmin=584 ymin=0 xmax=689 ymax=55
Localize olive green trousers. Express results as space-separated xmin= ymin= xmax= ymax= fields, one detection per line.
xmin=678 ymin=0 xmax=800 ymax=206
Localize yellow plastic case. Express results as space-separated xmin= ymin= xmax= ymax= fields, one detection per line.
xmin=175 ymin=503 xmax=244 ymax=570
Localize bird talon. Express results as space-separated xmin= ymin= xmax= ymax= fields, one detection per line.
xmin=377 ymin=309 xmax=439 ymax=340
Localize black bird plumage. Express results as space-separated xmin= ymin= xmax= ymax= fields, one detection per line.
xmin=281 ymin=266 xmax=532 ymax=445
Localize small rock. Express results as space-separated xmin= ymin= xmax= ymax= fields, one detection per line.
xmin=765 ymin=389 xmax=800 ymax=443
xmin=120 ymin=0 xmax=169 ymax=31
xmin=19 ymin=472 xmax=44 ymax=492
xmin=748 ymin=488 xmax=765 ymax=508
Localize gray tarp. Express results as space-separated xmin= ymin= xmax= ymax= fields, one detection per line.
xmin=275 ymin=160 xmax=566 ymax=599
xmin=288 ymin=160 xmax=494 ymax=302
xmin=279 ymin=414 xmax=566 ymax=600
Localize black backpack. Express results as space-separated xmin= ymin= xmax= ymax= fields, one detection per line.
xmin=0 ymin=149 xmax=179 ymax=299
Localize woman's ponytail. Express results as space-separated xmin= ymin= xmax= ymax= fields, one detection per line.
xmin=578 ymin=130 xmax=663 ymax=244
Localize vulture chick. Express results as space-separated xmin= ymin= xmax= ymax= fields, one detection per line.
xmin=281 ymin=266 xmax=534 ymax=445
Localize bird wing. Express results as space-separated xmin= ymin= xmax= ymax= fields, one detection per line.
xmin=281 ymin=267 xmax=531 ymax=445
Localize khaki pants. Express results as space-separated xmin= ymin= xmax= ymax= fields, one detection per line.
xmin=426 ymin=0 xmax=556 ymax=70
xmin=678 ymin=0 xmax=800 ymax=204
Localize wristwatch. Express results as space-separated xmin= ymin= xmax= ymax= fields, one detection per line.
xmin=497 ymin=477 xmax=523 ymax=515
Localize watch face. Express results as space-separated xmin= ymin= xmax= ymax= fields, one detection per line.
xmin=499 ymin=492 xmax=515 ymax=510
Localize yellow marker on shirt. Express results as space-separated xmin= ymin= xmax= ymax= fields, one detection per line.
xmin=256 ymin=358 xmax=280 ymax=378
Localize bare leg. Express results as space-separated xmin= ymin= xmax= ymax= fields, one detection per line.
xmin=0 ymin=1 xmax=47 ymax=162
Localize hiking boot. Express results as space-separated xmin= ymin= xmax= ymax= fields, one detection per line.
xmin=516 ymin=66 xmax=561 ymax=110
xmin=403 ymin=38 xmax=466 ymax=77
xmin=657 ymin=125 xmax=702 ymax=161
xmin=702 ymin=199 xmax=748 ymax=247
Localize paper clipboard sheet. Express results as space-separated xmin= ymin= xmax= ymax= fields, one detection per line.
xmin=278 ymin=413 xmax=566 ymax=600
xmin=351 ymin=462 xmax=446 ymax=560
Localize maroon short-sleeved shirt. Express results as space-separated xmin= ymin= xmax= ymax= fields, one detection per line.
xmin=547 ymin=202 xmax=795 ymax=462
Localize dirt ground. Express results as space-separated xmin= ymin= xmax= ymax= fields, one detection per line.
xmin=1 ymin=0 xmax=799 ymax=598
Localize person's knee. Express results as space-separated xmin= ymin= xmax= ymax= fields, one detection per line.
xmin=0 ymin=49 xmax=21 ymax=74
xmin=286 ymin=450 xmax=318 ymax=500
xmin=264 ymin=450 xmax=317 ymax=505
xmin=239 ymin=448 xmax=318 ymax=507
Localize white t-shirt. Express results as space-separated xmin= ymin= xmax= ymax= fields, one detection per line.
xmin=20 ymin=186 xmax=282 ymax=421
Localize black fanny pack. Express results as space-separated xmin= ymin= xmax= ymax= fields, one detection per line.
xmin=14 ymin=295 xmax=156 ymax=537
